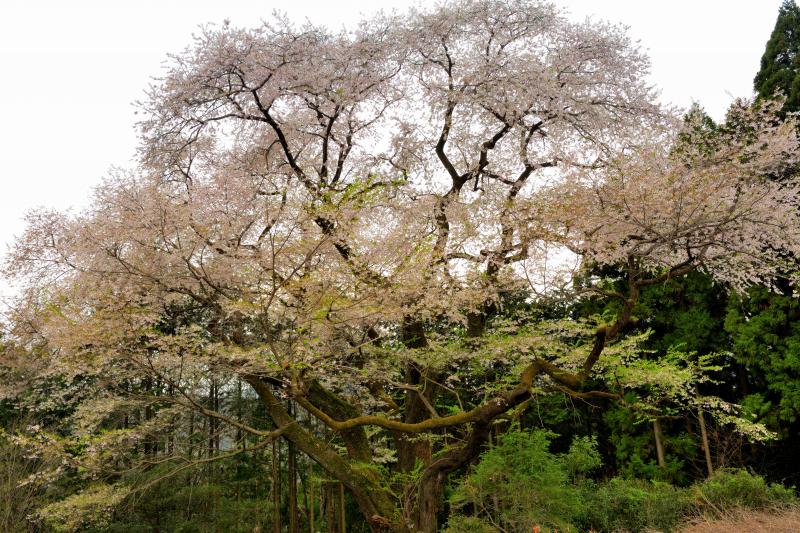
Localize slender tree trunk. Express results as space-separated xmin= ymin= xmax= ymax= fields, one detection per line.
xmin=272 ymin=439 xmax=281 ymax=533
xmin=236 ymin=379 xmax=244 ymax=449
xmin=325 ymin=484 xmax=335 ymax=532
xmin=698 ymin=406 xmax=714 ymax=477
xmin=338 ymin=482 xmax=346 ymax=533
xmin=308 ymin=462 xmax=315 ymax=533
xmin=653 ymin=418 xmax=666 ymax=469
xmin=168 ymin=382 xmax=176 ymax=455
xmin=208 ymin=380 xmax=216 ymax=460
xmin=213 ymin=379 xmax=220 ymax=453
xmin=188 ymin=411 xmax=194 ymax=460
xmin=201 ymin=416 xmax=207 ymax=459
xmin=288 ymin=434 xmax=299 ymax=532
xmin=143 ymin=376 xmax=154 ymax=456
xmin=300 ymin=459 xmax=310 ymax=530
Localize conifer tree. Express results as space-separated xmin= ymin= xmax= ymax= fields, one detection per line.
xmin=755 ymin=0 xmax=800 ymax=112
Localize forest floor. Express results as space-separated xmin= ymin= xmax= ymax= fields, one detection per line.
xmin=678 ymin=507 xmax=800 ymax=532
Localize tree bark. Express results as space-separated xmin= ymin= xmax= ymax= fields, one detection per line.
xmin=325 ymin=484 xmax=335 ymax=532
xmin=289 ymin=437 xmax=298 ymax=533
xmin=698 ymin=405 xmax=714 ymax=477
xmin=415 ymin=471 xmax=444 ymax=533
xmin=305 ymin=381 xmax=372 ymax=463
xmin=338 ymin=482 xmax=346 ymax=533
xmin=272 ymin=439 xmax=281 ymax=533
xmin=308 ymin=462 xmax=315 ymax=533
xmin=653 ymin=418 xmax=666 ymax=468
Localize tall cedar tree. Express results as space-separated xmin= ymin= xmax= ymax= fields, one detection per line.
xmin=755 ymin=0 xmax=800 ymax=112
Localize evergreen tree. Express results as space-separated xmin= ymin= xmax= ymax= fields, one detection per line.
xmin=754 ymin=0 xmax=800 ymax=112
xmin=732 ymin=0 xmax=800 ymax=485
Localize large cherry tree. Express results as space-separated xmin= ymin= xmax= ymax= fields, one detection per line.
xmin=4 ymin=1 xmax=800 ymax=531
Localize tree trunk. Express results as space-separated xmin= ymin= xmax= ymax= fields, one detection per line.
xmin=409 ymin=377 xmax=539 ymax=533
xmin=272 ymin=439 xmax=281 ymax=533
xmin=415 ymin=471 xmax=444 ymax=533
xmin=168 ymin=382 xmax=176 ymax=455
xmin=288 ymin=433 xmax=299 ymax=533
xmin=208 ymin=380 xmax=216 ymax=460
xmin=698 ymin=406 xmax=714 ymax=477
xmin=653 ymin=418 xmax=666 ymax=469
xmin=338 ymin=482 xmax=346 ymax=533
xmin=188 ymin=411 xmax=194 ymax=459
xmin=213 ymin=379 xmax=220 ymax=453
xmin=308 ymin=462 xmax=315 ymax=533
xmin=236 ymin=380 xmax=244 ymax=449
xmin=325 ymin=484 xmax=335 ymax=532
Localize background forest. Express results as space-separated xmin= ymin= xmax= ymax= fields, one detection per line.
xmin=3 ymin=1 xmax=800 ymax=532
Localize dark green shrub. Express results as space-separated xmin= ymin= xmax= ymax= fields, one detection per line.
xmin=446 ymin=431 xmax=797 ymax=533
xmin=604 ymin=404 xmax=696 ymax=485
xmin=447 ymin=430 xmax=585 ymax=532
xmin=694 ymin=468 xmax=795 ymax=516
xmin=563 ymin=435 xmax=602 ymax=481
xmin=443 ymin=515 xmax=498 ymax=533
xmin=581 ymin=478 xmax=691 ymax=533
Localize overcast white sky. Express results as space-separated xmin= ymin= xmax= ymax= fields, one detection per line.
xmin=0 ymin=0 xmax=786 ymax=298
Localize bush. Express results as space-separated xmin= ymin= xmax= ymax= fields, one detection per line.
xmin=447 ymin=430 xmax=585 ymax=532
xmin=694 ymin=469 xmax=795 ymax=516
xmin=443 ymin=515 xmax=499 ymax=533
xmin=446 ymin=430 xmax=797 ymax=533
xmin=581 ymin=478 xmax=692 ymax=533
xmin=563 ymin=436 xmax=602 ymax=481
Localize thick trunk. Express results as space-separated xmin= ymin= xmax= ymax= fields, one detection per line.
xmin=396 ymin=363 xmax=438 ymax=529
xmin=396 ymin=364 xmax=435 ymax=472
xmin=466 ymin=311 xmax=486 ymax=338
xmin=415 ymin=471 xmax=444 ymax=532
xmin=396 ymin=433 xmax=432 ymax=474
xmin=305 ymin=380 xmax=372 ymax=463
xmin=396 ymin=320 xmax=442 ymax=529
xmin=248 ymin=378 xmax=407 ymax=532
xmin=250 ymin=337 xmax=556 ymax=531
xmin=410 ymin=364 xmax=542 ymax=532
